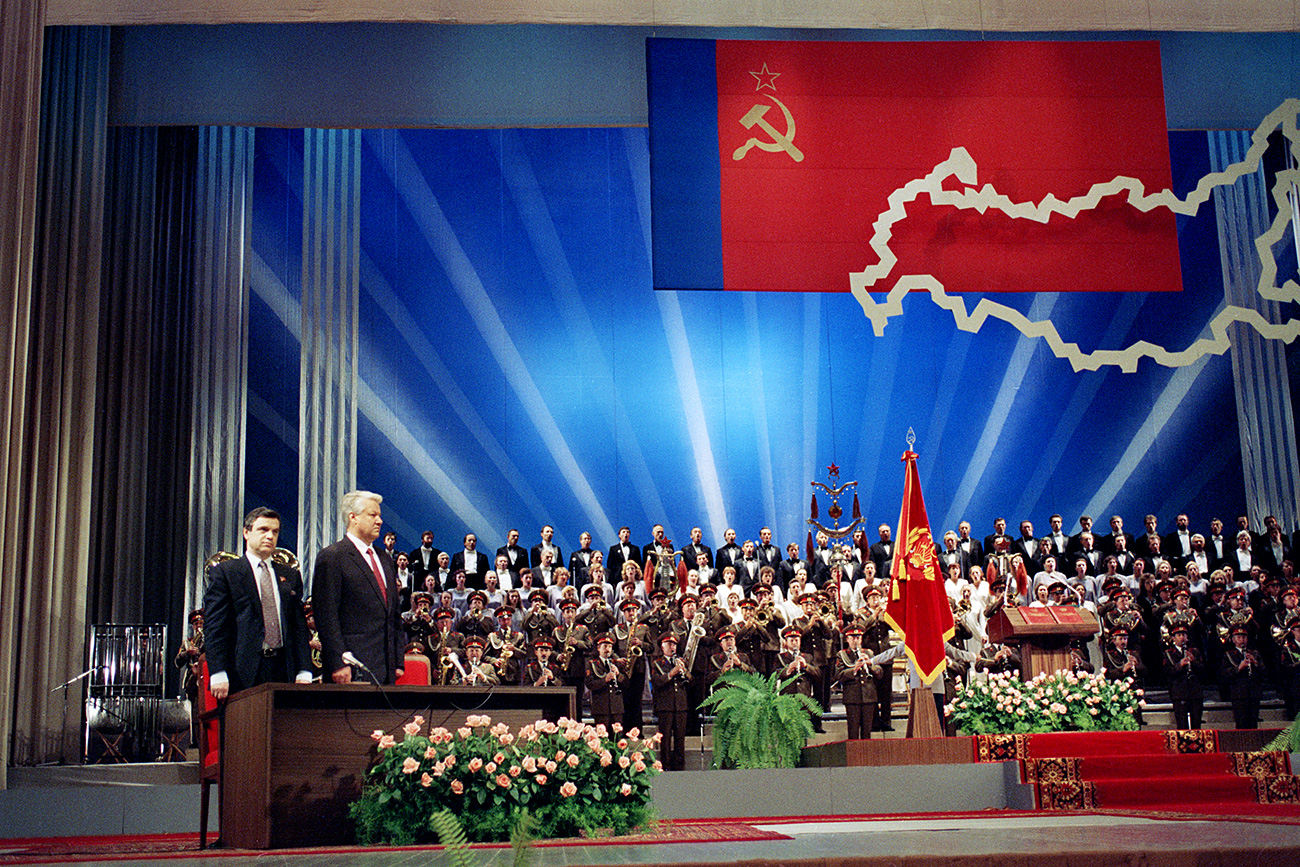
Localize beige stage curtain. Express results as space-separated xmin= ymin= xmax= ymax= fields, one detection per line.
xmin=0 ymin=0 xmax=46 ymax=789
xmin=298 ymin=129 xmax=360 ymax=588
xmin=182 ymin=127 xmax=255 ymax=625
xmin=0 ymin=23 xmax=109 ymax=777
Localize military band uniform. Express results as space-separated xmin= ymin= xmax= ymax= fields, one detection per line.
xmin=1163 ymin=640 xmax=1205 ymax=729
xmin=586 ymin=654 xmax=628 ymax=731
xmin=650 ymin=642 xmax=691 ymax=771
xmin=834 ymin=648 xmax=882 ymax=739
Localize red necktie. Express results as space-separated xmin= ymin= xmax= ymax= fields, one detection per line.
xmin=366 ymin=548 xmax=387 ymax=602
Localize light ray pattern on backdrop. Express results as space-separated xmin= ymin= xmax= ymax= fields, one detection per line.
xmin=246 ymin=125 xmax=1292 ymax=560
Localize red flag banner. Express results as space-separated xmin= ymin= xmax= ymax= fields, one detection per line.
xmin=647 ymin=39 xmax=1180 ymax=295
xmin=884 ymin=450 xmax=956 ymax=685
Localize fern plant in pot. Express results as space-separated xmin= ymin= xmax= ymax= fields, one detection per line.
xmin=699 ymin=670 xmax=822 ymax=769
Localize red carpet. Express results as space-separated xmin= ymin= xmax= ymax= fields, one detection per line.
xmin=1003 ymin=729 xmax=1300 ymax=815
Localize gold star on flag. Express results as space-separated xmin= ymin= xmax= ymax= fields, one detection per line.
xmin=749 ymin=63 xmax=780 ymax=92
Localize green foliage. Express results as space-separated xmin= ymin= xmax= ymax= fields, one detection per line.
xmin=1265 ymin=715 xmax=1300 ymax=753
xmin=699 ymin=669 xmax=821 ymax=769
xmin=510 ymin=811 xmax=538 ymax=867
xmin=348 ymin=714 xmax=659 ymax=845
xmin=945 ymin=670 xmax=1141 ymax=735
xmin=430 ymin=809 xmax=475 ymax=867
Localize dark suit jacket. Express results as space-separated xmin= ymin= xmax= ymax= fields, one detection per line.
xmin=203 ymin=556 xmax=311 ymax=694
xmin=607 ymin=542 xmax=642 ymax=577
xmin=679 ymin=542 xmax=713 ymax=569
xmin=497 ymin=544 xmax=529 ymax=572
xmin=530 ymin=543 xmax=564 ymax=571
xmin=450 ymin=550 xmax=492 ymax=589
xmin=408 ymin=545 xmax=443 ymax=582
xmin=313 ymin=538 xmax=405 ymax=683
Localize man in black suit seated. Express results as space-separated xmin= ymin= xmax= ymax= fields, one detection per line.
xmin=203 ymin=506 xmax=312 ymax=700
xmin=313 ymin=491 xmax=405 ymax=685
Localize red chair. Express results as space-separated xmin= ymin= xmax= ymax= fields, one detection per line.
xmin=396 ymin=649 xmax=432 ymax=685
xmin=197 ymin=659 xmax=221 ymax=849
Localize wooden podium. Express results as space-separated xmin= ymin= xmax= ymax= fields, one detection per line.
xmin=219 ymin=683 xmax=575 ymax=849
xmin=985 ymin=606 xmax=1099 ymax=679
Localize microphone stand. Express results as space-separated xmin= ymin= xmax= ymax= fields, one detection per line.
xmin=48 ymin=667 xmax=100 ymax=765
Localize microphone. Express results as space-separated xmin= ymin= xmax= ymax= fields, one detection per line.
xmin=343 ymin=651 xmax=383 ymax=687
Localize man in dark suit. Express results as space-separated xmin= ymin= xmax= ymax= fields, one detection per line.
xmin=1010 ymin=520 xmax=1040 ymax=565
xmin=714 ymin=528 xmax=740 ymax=574
xmin=607 ymin=526 xmax=641 ymax=577
xmin=956 ymin=521 xmax=984 ymax=575
xmin=679 ymin=526 xmax=713 ymax=571
xmin=1066 ymin=515 xmax=1095 ymax=557
xmin=756 ymin=527 xmax=782 ymax=573
xmin=450 ymin=533 xmax=492 ymax=589
xmin=1099 ymin=515 xmax=1135 ymax=557
xmin=495 ymin=528 xmax=529 ymax=574
xmin=313 ymin=491 xmax=405 ymax=684
xmin=869 ymin=523 xmax=894 ymax=575
xmin=204 ymin=507 xmax=313 ymax=699
xmin=1163 ymin=513 xmax=1194 ymax=561
xmin=530 ymin=525 xmax=563 ymax=571
xmin=409 ymin=530 xmax=442 ymax=586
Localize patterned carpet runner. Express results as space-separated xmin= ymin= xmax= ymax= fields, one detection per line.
xmin=973 ymin=730 xmax=1299 ymax=812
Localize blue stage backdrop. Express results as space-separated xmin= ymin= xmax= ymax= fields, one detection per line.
xmin=247 ymin=125 xmax=1258 ymax=559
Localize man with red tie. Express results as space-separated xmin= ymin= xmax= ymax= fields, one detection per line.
xmin=313 ymin=490 xmax=405 ymax=684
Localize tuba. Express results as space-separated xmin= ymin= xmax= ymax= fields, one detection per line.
xmin=682 ymin=611 xmax=707 ymax=669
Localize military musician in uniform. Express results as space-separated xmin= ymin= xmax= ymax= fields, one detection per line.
xmin=650 ymin=632 xmax=691 ymax=771
xmin=834 ymin=624 xmax=883 ymax=739
xmin=585 ymin=633 xmax=628 ymax=732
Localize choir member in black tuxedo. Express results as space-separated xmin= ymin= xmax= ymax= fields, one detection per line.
xmin=607 ymin=526 xmax=642 ymax=577
xmin=1133 ymin=514 xmax=1161 ymax=557
xmin=1163 ymin=513 xmax=1194 ymax=562
xmin=679 ymin=526 xmax=713 ymax=571
xmin=756 ymin=527 xmax=782 ymax=573
xmin=313 ymin=491 xmax=405 ymax=685
xmin=568 ymin=531 xmax=598 ymax=581
xmin=1010 ymin=520 xmax=1042 ymax=566
xmin=777 ymin=543 xmax=807 ymax=594
xmin=450 ymin=533 xmax=492 ymax=590
xmin=409 ymin=530 xmax=443 ymax=586
xmin=1098 ymin=515 xmax=1135 ymax=557
xmin=1066 ymin=515 xmax=1095 ymax=557
xmin=496 ymin=528 xmax=529 ymax=575
xmin=955 ymin=521 xmax=984 ymax=575
xmin=203 ymin=507 xmax=312 ymax=699
xmin=1043 ymin=514 xmax=1070 ymax=566
xmin=868 ymin=524 xmax=894 ymax=576
xmin=530 ymin=524 xmax=563 ymax=571
xmin=715 ymin=528 xmax=741 ymax=574
xmin=938 ymin=531 xmax=971 ymax=583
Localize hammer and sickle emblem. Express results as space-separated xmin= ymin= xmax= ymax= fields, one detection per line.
xmin=732 ymin=96 xmax=804 ymax=163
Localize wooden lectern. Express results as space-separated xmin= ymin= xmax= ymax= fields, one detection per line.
xmin=985 ymin=606 xmax=1099 ymax=679
xmin=219 ymin=683 xmax=575 ymax=849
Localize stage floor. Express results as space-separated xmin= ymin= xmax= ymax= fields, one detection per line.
xmin=5 ymin=813 xmax=1300 ymax=867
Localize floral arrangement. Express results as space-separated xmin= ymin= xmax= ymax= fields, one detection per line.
xmin=349 ymin=714 xmax=661 ymax=845
xmin=945 ymin=670 xmax=1142 ymax=735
